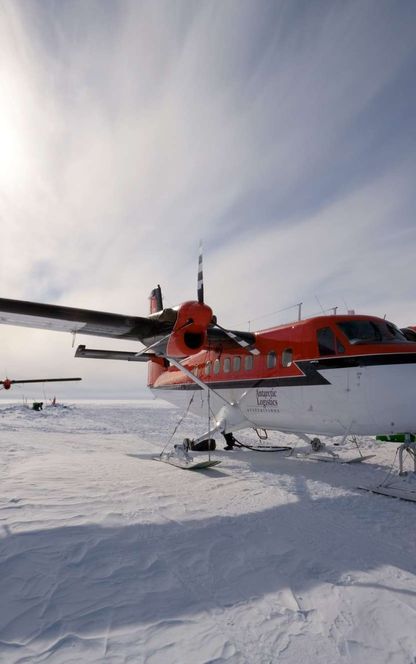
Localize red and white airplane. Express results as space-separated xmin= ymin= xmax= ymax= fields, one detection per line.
xmin=0 ymin=255 xmax=415 ymax=455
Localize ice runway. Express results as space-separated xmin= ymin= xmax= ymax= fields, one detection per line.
xmin=0 ymin=400 xmax=415 ymax=663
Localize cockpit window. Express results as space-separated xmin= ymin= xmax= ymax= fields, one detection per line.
xmin=337 ymin=320 xmax=381 ymax=343
xmin=317 ymin=327 xmax=336 ymax=356
xmin=385 ymin=322 xmax=408 ymax=341
xmin=402 ymin=327 xmax=416 ymax=342
xmin=336 ymin=338 xmax=345 ymax=353
xmin=337 ymin=320 xmax=409 ymax=344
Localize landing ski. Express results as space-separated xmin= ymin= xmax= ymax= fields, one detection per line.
xmin=358 ymin=484 xmax=416 ymax=502
xmin=307 ymin=453 xmax=376 ymax=464
xmin=156 ymin=441 xmax=221 ymax=470
xmin=156 ymin=456 xmax=221 ymax=470
xmin=293 ymin=452 xmax=375 ymax=464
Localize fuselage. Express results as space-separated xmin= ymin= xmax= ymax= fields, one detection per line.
xmin=150 ymin=314 xmax=416 ymax=437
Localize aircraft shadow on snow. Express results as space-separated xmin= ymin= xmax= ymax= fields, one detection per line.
xmin=0 ymin=488 xmax=415 ymax=649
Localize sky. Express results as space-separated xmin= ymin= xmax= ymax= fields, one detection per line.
xmin=0 ymin=0 xmax=415 ymax=399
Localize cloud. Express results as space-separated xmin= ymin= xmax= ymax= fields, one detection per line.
xmin=0 ymin=0 xmax=415 ymax=396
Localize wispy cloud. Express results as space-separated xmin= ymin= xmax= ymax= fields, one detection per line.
xmin=1 ymin=0 xmax=415 ymax=395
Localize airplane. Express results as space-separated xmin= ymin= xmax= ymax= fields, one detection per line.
xmin=0 ymin=251 xmax=415 ymax=475
xmin=1 ymin=376 xmax=82 ymax=391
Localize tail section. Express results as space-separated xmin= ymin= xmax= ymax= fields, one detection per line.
xmin=147 ymin=285 xmax=167 ymax=387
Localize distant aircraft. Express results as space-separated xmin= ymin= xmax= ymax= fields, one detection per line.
xmin=1 ymin=377 xmax=82 ymax=390
xmin=0 ymin=250 xmax=415 ymax=468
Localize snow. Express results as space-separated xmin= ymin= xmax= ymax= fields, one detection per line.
xmin=0 ymin=399 xmax=416 ymax=663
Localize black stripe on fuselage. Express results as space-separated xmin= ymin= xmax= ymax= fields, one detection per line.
xmin=153 ymin=360 xmax=330 ymax=391
xmin=152 ymin=352 xmax=416 ymax=392
xmin=308 ymin=352 xmax=416 ymax=370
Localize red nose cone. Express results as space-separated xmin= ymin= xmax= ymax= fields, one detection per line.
xmin=3 ymin=379 xmax=11 ymax=390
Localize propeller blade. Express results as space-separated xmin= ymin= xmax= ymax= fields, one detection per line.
xmin=213 ymin=322 xmax=260 ymax=356
xmin=197 ymin=241 xmax=204 ymax=304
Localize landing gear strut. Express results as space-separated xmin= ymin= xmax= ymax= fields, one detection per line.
xmin=358 ymin=434 xmax=416 ymax=502
xmin=398 ymin=436 xmax=416 ymax=476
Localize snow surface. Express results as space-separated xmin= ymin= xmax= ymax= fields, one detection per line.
xmin=0 ymin=399 xmax=416 ymax=664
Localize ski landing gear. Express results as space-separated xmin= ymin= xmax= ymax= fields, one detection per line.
xmin=359 ymin=436 xmax=416 ymax=502
xmin=292 ymin=433 xmax=375 ymax=464
xmin=157 ymin=439 xmax=221 ymax=470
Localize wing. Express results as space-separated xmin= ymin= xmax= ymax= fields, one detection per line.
xmin=75 ymin=345 xmax=159 ymax=362
xmin=10 ymin=377 xmax=82 ymax=385
xmin=0 ymin=297 xmax=256 ymax=354
xmin=0 ymin=297 xmax=172 ymax=343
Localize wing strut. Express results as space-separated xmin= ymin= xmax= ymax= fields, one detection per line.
xmin=166 ymin=356 xmax=232 ymax=406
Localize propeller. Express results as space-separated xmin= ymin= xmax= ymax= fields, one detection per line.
xmin=197 ymin=242 xmax=260 ymax=356
xmin=197 ymin=242 xmax=204 ymax=305
xmin=211 ymin=322 xmax=260 ymax=355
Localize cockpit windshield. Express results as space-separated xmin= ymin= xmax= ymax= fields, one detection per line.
xmin=337 ymin=320 xmax=409 ymax=345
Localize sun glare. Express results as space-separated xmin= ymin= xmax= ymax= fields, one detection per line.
xmin=0 ymin=72 xmax=28 ymax=192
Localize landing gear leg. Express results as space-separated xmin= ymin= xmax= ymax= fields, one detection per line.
xmin=358 ymin=434 xmax=416 ymax=502
xmin=398 ymin=435 xmax=416 ymax=476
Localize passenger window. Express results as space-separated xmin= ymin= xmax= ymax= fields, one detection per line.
xmin=233 ymin=356 xmax=241 ymax=372
xmin=317 ymin=327 xmax=336 ymax=355
xmin=213 ymin=359 xmax=220 ymax=375
xmin=204 ymin=361 xmax=211 ymax=376
xmin=267 ymin=351 xmax=277 ymax=369
xmin=282 ymin=348 xmax=293 ymax=367
xmin=224 ymin=358 xmax=231 ymax=373
xmin=244 ymin=355 xmax=253 ymax=371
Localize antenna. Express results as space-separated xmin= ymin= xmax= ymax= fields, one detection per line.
xmin=243 ymin=302 xmax=303 ymax=330
xmin=315 ymin=296 xmax=325 ymax=314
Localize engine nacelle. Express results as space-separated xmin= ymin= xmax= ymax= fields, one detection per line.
xmin=166 ymin=301 xmax=213 ymax=358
